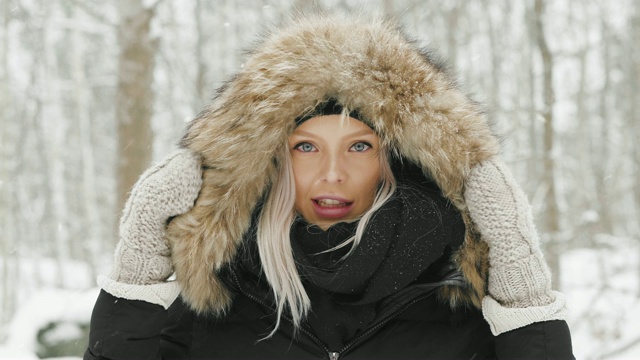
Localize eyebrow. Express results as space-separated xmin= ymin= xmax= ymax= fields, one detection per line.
xmin=291 ymin=129 xmax=377 ymax=138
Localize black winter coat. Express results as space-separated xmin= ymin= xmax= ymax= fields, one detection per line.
xmin=85 ymin=259 xmax=574 ymax=360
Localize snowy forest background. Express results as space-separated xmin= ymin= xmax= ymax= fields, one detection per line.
xmin=1 ymin=0 xmax=639 ymax=358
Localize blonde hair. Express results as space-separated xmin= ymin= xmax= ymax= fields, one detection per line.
xmin=256 ymin=138 xmax=396 ymax=338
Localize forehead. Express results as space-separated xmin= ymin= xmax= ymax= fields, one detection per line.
xmin=291 ymin=115 xmax=376 ymax=136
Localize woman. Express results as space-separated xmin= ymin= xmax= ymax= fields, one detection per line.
xmin=85 ymin=13 xmax=573 ymax=359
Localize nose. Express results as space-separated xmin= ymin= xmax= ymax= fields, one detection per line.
xmin=321 ymin=153 xmax=345 ymax=183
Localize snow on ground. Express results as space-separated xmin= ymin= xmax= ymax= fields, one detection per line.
xmin=564 ymin=235 xmax=640 ymax=359
xmin=0 ymin=257 xmax=101 ymax=359
xmin=0 ymin=288 xmax=98 ymax=359
xmin=0 ymin=347 xmax=38 ymax=360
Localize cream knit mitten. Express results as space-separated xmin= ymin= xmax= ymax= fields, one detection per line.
xmin=98 ymin=148 xmax=202 ymax=309
xmin=464 ymin=158 xmax=568 ymax=335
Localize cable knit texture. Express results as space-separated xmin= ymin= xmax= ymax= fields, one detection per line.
xmin=103 ymin=148 xmax=202 ymax=307
xmin=464 ymin=158 xmax=568 ymax=335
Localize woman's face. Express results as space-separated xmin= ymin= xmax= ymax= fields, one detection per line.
xmin=289 ymin=115 xmax=382 ymax=230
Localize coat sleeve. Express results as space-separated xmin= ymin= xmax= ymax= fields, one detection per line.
xmin=84 ymin=290 xmax=168 ymax=360
xmin=494 ymin=320 xmax=575 ymax=359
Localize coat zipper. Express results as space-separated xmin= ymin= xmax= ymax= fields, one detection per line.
xmin=230 ymin=270 xmax=333 ymax=358
xmin=230 ymin=268 xmax=463 ymax=360
xmin=335 ymin=290 xmax=437 ymax=358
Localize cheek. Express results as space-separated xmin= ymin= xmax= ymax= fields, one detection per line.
xmin=357 ymin=160 xmax=382 ymax=200
xmin=293 ymin=178 xmax=307 ymax=205
xmin=292 ymin=161 xmax=311 ymax=190
xmin=291 ymin=161 xmax=313 ymax=207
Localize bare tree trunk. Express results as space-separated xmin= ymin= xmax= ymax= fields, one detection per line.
xmin=445 ymin=1 xmax=462 ymax=67
xmin=592 ymin=19 xmax=613 ymax=234
xmin=525 ymin=4 xmax=540 ymax=199
xmin=22 ymin=52 xmax=52 ymax=289
xmin=482 ymin=0 xmax=502 ymax=114
xmin=116 ymin=0 xmax=157 ymax=234
xmin=71 ymin=5 xmax=99 ymax=281
xmin=39 ymin=1 xmax=70 ymax=287
xmin=194 ymin=0 xmax=208 ymax=110
xmin=225 ymin=1 xmax=238 ymax=75
xmin=575 ymin=48 xmax=597 ymax=246
xmin=0 ymin=0 xmax=14 ymax=331
xmin=630 ymin=4 xmax=640 ymax=298
xmin=534 ymin=0 xmax=561 ymax=289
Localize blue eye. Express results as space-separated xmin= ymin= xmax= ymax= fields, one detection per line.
xmin=350 ymin=142 xmax=371 ymax=152
xmin=294 ymin=142 xmax=316 ymax=152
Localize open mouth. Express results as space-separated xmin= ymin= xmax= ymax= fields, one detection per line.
xmin=314 ymin=199 xmax=352 ymax=208
xmin=312 ymin=197 xmax=354 ymax=219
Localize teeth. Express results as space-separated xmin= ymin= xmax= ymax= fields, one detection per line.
xmin=317 ymin=199 xmax=345 ymax=207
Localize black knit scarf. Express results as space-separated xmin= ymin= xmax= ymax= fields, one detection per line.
xmin=231 ymin=179 xmax=465 ymax=350
xmin=289 ymin=183 xmax=465 ymax=350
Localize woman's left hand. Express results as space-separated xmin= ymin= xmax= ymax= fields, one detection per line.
xmin=464 ymin=157 xmax=568 ymax=335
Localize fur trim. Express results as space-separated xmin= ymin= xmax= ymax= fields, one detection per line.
xmin=167 ymin=12 xmax=500 ymax=314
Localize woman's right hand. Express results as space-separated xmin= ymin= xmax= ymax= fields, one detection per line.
xmin=99 ymin=148 xmax=202 ymax=308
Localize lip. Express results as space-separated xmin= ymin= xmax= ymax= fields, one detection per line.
xmin=311 ymin=196 xmax=354 ymax=219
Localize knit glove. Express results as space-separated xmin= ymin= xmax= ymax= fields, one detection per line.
xmin=464 ymin=158 xmax=568 ymax=335
xmin=98 ymin=148 xmax=202 ymax=309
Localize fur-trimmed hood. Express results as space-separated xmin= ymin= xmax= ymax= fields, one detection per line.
xmin=167 ymin=13 xmax=500 ymax=314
